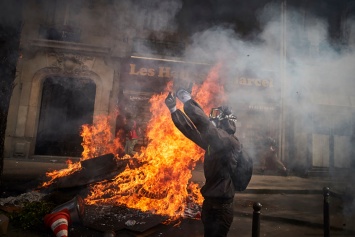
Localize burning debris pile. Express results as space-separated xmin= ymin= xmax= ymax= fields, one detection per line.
xmin=41 ymin=65 xmax=224 ymax=225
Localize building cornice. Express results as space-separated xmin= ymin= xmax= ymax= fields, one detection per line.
xmin=22 ymin=39 xmax=111 ymax=57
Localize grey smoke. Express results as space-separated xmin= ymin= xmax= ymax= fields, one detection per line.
xmin=178 ymin=1 xmax=355 ymax=218
xmin=113 ymin=0 xmax=182 ymax=39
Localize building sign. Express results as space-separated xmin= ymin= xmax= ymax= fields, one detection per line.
xmin=122 ymin=58 xmax=280 ymax=93
xmin=224 ymin=69 xmax=281 ymax=108
xmin=121 ymin=57 xmax=210 ymax=93
xmin=128 ymin=63 xmax=207 ymax=80
xmin=120 ymin=58 xmax=281 ymax=113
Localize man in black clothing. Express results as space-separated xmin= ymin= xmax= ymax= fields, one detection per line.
xmin=165 ymin=87 xmax=241 ymax=237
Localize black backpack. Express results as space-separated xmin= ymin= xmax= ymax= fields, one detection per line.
xmin=229 ymin=148 xmax=253 ymax=191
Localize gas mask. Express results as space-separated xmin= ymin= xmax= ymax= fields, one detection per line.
xmin=209 ymin=106 xmax=237 ymax=134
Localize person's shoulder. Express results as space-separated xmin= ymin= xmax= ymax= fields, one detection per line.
xmin=231 ymin=134 xmax=239 ymax=141
xmin=230 ymin=135 xmax=242 ymax=148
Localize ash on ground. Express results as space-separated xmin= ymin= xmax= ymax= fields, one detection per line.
xmin=82 ymin=204 xmax=169 ymax=233
xmin=0 ymin=191 xmax=45 ymax=207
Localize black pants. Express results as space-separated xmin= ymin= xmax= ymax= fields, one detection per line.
xmin=201 ymin=199 xmax=234 ymax=237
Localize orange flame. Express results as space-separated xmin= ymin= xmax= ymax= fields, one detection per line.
xmin=43 ymin=63 xmax=225 ymax=218
xmin=41 ymin=116 xmax=125 ymax=188
xmin=85 ymin=91 xmax=204 ymax=217
xmin=41 ymin=160 xmax=81 ymax=187
xmin=81 ymin=115 xmax=124 ymax=160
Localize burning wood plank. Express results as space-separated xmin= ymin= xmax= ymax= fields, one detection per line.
xmin=42 ymin=154 xmax=132 ymax=189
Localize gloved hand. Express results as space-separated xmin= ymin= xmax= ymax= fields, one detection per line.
xmin=165 ymin=92 xmax=177 ymax=113
xmin=176 ymin=89 xmax=191 ymax=103
xmin=176 ymin=81 xmax=193 ymax=103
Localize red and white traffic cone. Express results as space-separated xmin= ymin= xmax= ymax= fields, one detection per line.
xmin=44 ymin=208 xmax=71 ymax=237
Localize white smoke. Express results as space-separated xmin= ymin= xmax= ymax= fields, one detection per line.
xmin=179 ymin=1 xmax=355 ymax=219
xmin=182 ymin=2 xmax=355 ymax=138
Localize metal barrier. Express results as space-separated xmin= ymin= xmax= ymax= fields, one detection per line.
xmin=250 ymin=187 xmax=331 ymax=237
xmin=252 ymin=202 xmax=262 ymax=237
xmin=323 ymin=187 xmax=330 ymax=237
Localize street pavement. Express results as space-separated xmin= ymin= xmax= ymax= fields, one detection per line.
xmin=1 ymin=157 xmax=355 ymax=237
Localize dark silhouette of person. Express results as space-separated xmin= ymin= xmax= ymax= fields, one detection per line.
xmin=165 ymin=85 xmax=241 ymax=237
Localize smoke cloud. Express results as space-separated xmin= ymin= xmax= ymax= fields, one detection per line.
xmin=174 ymin=0 xmax=355 ymax=220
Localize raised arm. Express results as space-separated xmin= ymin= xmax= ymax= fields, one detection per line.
xmin=165 ymin=92 xmax=205 ymax=149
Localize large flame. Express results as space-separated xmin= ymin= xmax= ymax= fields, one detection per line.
xmin=43 ymin=63 xmax=226 ymax=218
xmin=41 ymin=116 xmax=125 ymax=187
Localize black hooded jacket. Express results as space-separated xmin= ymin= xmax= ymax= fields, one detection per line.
xmin=171 ymin=99 xmax=241 ymax=202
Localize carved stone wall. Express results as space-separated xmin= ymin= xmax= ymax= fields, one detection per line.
xmin=5 ymin=49 xmax=115 ymax=158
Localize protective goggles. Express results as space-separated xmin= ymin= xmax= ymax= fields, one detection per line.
xmin=209 ymin=108 xmax=223 ymax=119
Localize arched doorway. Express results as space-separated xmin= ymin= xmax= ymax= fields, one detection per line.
xmin=35 ymin=76 xmax=96 ymax=157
